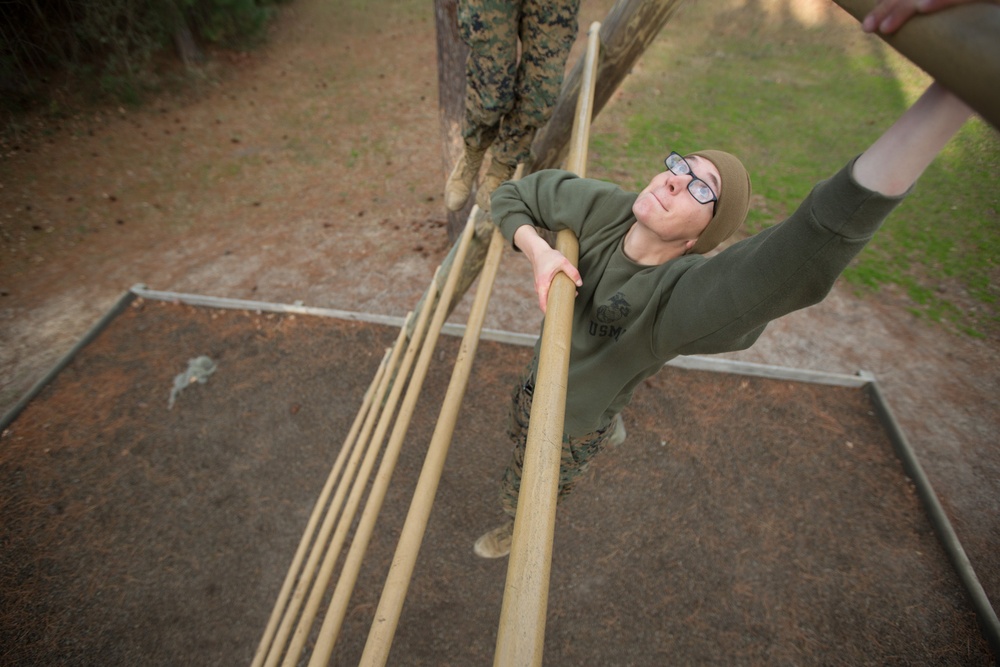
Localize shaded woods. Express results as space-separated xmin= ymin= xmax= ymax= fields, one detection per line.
xmin=0 ymin=0 xmax=282 ymax=113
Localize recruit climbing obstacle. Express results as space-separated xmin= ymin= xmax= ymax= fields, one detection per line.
xmin=252 ymin=1 xmax=1000 ymax=664
xmin=251 ymin=18 xmax=601 ymax=667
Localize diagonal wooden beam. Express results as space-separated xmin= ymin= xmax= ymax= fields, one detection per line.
xmin=833 ymin=0 xmax=1000 ymax=130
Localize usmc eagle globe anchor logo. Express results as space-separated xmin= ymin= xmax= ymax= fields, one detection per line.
xmin=590 ymin=292 xmax=630 ymax=341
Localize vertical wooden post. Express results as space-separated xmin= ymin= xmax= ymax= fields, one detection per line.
xmin=493 ymin=22 xmax=601 ymax=667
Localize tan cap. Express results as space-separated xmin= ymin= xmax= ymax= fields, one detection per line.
xmin=687 ymin=150 xmax=752 ymax=254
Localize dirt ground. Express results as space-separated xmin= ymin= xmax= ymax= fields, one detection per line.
xmin=0 ymin=298 xmax=993 ymax=665
xmin=0 ymin=0 xmax=998 ymax=664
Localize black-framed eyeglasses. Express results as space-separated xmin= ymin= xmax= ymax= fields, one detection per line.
xmin=665 ymin=152 xmax=718 ymax=206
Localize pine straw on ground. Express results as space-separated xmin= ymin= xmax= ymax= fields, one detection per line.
xmin=0 ymin=298 xmax=993 ymax=666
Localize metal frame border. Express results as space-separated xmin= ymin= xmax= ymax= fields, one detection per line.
xmin=1 ymin=283 xmax=996 ymax=655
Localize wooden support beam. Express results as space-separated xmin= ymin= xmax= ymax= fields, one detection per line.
xmin=832 ymin=0 xmax=1000 ymax=129
xmin=493 ymin=21 xmax=601 ymax=667
xmin=358 ymin=223 xmax=507 ymax=666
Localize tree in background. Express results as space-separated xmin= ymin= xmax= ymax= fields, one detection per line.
xmin=0 ymin=0 xmax=284 ymax=114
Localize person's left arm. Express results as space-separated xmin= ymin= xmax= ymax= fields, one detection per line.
xmin=658 ymin=82 xmax=973 ymax=356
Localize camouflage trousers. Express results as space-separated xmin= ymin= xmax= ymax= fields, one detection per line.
xmin=458 ymin=0 xmax=581 ymax=167
xmin=498 ymin=369 xmax=618 ymax=518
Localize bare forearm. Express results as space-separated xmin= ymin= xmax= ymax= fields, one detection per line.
xmin=852 ymin=82 xmax=973 ymax=196
xmin=513 ymin=224 xmax=582 ymax=313
xmin=513 ymin=224 xmax=551 ymax=261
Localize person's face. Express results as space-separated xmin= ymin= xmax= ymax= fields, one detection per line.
xmin=631 ymin=155 xmax=721 ymax=248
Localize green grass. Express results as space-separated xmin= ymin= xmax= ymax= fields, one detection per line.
xmin=586 ymin=1 xmax=999 ymax=337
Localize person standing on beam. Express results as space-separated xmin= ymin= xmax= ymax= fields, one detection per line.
xmin=444 ymin=0 xmax=581 ymax=214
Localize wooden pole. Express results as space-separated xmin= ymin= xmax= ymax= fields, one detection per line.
xmin=306 ymin=212 xmax=481 ymax=667
xmin=252 ymin=345 xmax=392 ymax=667
xmin=277 ymin=271 xmax=443 ymax=666
xmin=832 ymin=0 xmax=1000 ymax=129
xmin=262 ymin=324 xmax=410 ymax=667
xmin=493 ymin=22 xmax=601 ymax=667
xmin=358 ymin=223 xmax=507 ymax=666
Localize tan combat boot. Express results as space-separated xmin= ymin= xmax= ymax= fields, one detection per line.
xmin=444 ymin=146 xmax=487 ymax=212
xmin=473 ymin=519 xmax=514 ymax=558
xmin=607 ymin=413 xmax=627 ymax=448
xmin=475 ymin=159 xmax=517 ymax=212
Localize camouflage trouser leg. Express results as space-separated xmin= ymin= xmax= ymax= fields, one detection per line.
xmin=498 ymin=370 xmax=616 ymax=518
xmin=458 ymin=0 xmax=581 ymax=165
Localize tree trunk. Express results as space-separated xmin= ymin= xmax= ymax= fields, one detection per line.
xmin=434 ymin=0 xmax=474 ymax=241
xmin=167 ymin=0 xmax=204 ymax=67
xmin=174 ymin=24 xmax=203 ymax=67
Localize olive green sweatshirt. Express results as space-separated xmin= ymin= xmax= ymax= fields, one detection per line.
xmin=491 ymin=158 xmax=907 ymax=437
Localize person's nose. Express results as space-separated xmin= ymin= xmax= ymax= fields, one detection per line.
xmin=664 ymin=171 xmax=690 ymax=195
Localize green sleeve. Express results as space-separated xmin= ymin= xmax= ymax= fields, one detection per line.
xmin=660 ymin=158 xmax=910 ymax=356
xmin=491 ymin=169 xmax=630 ymax=249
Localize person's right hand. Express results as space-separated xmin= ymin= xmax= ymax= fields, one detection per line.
xmin=862 ymin=0 xmax=984 ymax=34
xmin=528 ymin=244 xmax=581 ymax=314
xmin=513 ymin=225 xmax=582 ymax=314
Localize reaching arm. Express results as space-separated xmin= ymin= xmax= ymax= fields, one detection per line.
xmin=661 ymin=81 xmax=973 ymax=355
xmin=852 ymin=82 xmax=974 ymax=196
